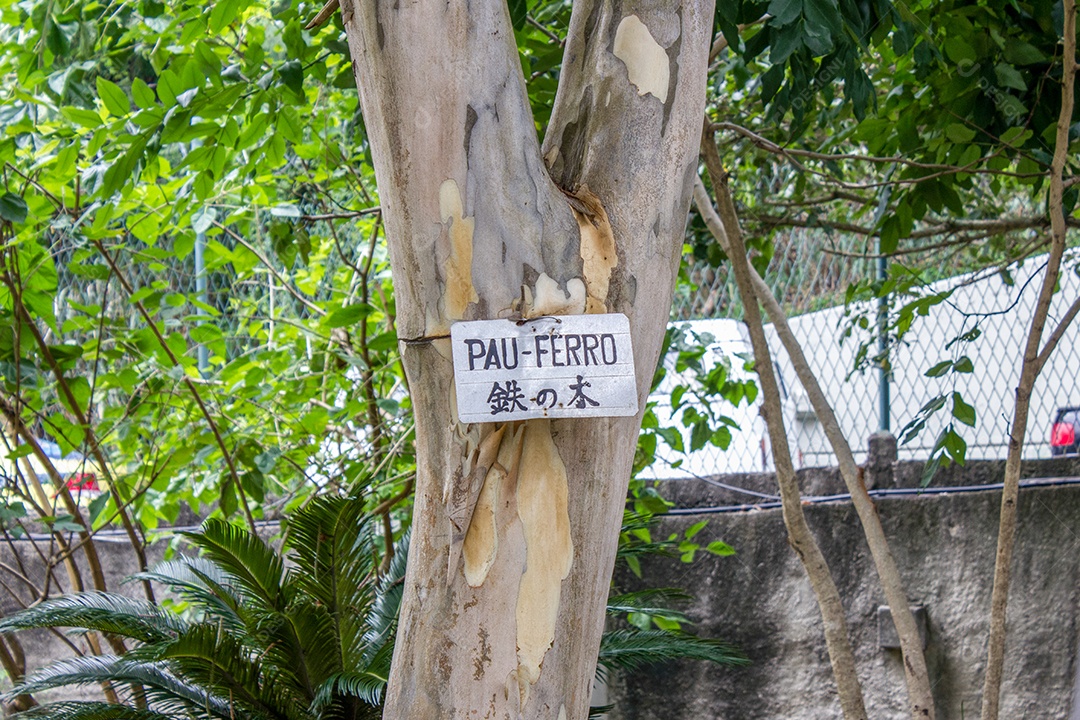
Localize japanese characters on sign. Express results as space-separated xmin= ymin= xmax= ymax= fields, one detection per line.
xmin=450 ymin=314 xmax=639 ymax=423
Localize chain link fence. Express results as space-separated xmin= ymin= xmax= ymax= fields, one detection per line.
xmin=48 ymin=222 xmax=1080 ymax=479
xmin=667 ymin=226 xmax=1080 ymax=475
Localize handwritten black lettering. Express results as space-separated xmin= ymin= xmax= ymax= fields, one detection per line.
xmin=600 ymin=334 xmax=617 ymax=365
xmin=465 ymin=339 xmax=486 ymax=371
xmin=501 ymin=338 xmax=519 ymax=370
xmin=582 ymin=334 xmax=600 ymax=365
xmin=534 ymin=335 xmax=549 ymax=368
xmin=564 ymin=334 xmax=582 ymax=365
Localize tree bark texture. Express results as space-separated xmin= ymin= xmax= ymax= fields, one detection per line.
xmin=693 ymin=170 xmax=868 ymax=720
xmin=980 ymin=2 xmax=1076 ymax=717
xmin=339 ymin=0 xmax=714 ymax=717
xmin=699 ymin=131 xmax=934 ymax=718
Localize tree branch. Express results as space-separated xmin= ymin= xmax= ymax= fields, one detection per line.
xmin=981 ymin=1 xmax=1076 ymax=716
xmin=696 ymin=141 xmax=870 ymax=720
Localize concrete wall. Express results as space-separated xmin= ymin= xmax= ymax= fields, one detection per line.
xmin=608 ymin=452 xmax=1080 ymax=719
xmin=0 ymin=534 xmax=173 ymax=705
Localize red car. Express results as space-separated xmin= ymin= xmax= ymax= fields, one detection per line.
xmin=1050 ymin=407 xmax=1080 ymax=456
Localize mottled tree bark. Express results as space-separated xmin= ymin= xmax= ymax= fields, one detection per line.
xmin=980 ymin=1 xmax=1077 ymax=716
xmin=339 ymin=0 xmax=714 ymax=717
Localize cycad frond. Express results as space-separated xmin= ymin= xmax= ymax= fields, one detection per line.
xmin=0 ymin=593 xmax=186 ymax=644
xmin=151 ymin=624 xmax=306 ymax=720
xmin=588 ymin=703 xmax=615 ymax=719
xmin=596 ymin=628 xmax=748 ymax=682
xmin=606 ymin=588 xmax=694 ymax=624
xmin=12 ymin=700 xmax=174 ymax=720
xmin=127 ymin=558 xmax=246 ymax=634
xmin=309 ymin=669 xmax=388 ymax=712
xmin=361 ymin=530 xmax=409 ymax=666
xmin=284 ymin=497 xmax=381 ymax=675
xmin=180 ymin=520 xmax=286 ymax=613
xmin=284 ymin=496 xmax=375 ymax=612
xmin=259 ymin=600 xmax=341 ymax=700
xmin=5 ymin=655 xmax=234 ymax=719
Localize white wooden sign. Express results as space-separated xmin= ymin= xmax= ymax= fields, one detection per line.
xmin=450 ymin=314 xmax=639 ymax=423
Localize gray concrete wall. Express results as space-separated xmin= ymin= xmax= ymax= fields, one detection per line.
xmin=0 ymin=534 xmax=173 ymax=705
xmin=609 ymin=455 xmax=1080 ymax=719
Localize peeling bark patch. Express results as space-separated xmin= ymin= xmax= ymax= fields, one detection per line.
xmin=613 ymin=16 xmax=670 ymax=100
xmin=464 ymin=105 xmax=479 ymax=161
xmin=463 ymin=425 xmax=521 ymax=586
xmin=515 ymin=420 xmax=574 ymax=701
xmin=569 ymin=186 xmax=617 ymax=314
xmin=549 ymin=88 xmax=591 ymax=187
xmin=522 ymin=273 xmax=586 ymax=318
xmin=438 ymin=179 xmax=479 ymax=323
xmin=448 ymin=425 xmax=504 ymax=581
xmin=558 ymin=706 xmax=567 ymax=720
xmin=474 ymin=627 xmax=492 ymax=680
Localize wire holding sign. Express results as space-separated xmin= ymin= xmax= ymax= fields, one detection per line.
xmin=451 ymin=315 xmax=639 ymax=423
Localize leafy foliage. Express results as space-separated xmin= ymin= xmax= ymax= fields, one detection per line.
xmin=2 ymin=497 xmax=397 ymax=720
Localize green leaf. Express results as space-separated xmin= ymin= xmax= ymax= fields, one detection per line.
xmin=1004 ymin=41 xmax=1047 ymax=65
xmin=508 ymin=0 xmax=527 ymax=31
xmin=0 ymin=193 xmax=28 ymax=223
xmin=925 ymin=360 xmax=952 ymax=377
xmin=951 ymin=392 xmax=976 ymax=427
xmin=803 ymin=0 xmax=842 ymax=36
xmin=920 ymin=454 xmax=942 ymax=488
xmin=128 ymin=212 xmax=161 ymax=246
xmin=131 ymin=78 xmax=157 ymax=109
xmin=943 ymin=427 xmax=967 ymax=463
xmin=706 ymin=540 xmax=735 ymax=556
xmin=953 ymin=356 xmax=974 ymax=373
xmin=279 ymin=60 xmax=304 ymax=97
xmin=684 ymin=520 xmax=708 ymax=540
xmin=6 ymin=444 xmax=35 ymax=460
xmin=88 ymin=493 xmax=111 ymax=526
xmin=943 ymin=36 xmax=977 ymax=63
xmin=767 ymin=0 xmax=802 ymax=25
xmin=994 ymin=63 xmax=1027 ymax=91
xmin=96 ymin=77 xmax=130 ymax=117
xmin=945 ymin=123 xmax=977 ymax=143
xmin=209 ymin=0 xmax=241 ymax=32
xmin=325 ymin=303 xmax=374 ymax=328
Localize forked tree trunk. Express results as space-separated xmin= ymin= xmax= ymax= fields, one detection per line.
xmin=339 ymin=0 xmax=713 ymax=717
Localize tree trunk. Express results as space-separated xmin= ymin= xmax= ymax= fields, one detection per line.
xmin=693 ymin=174 xmax=869 ymax=720
xmin=980 ymin=1 xmax=1076 ymax=715
xmin=339 ymin=0 xmax=713 ymax=717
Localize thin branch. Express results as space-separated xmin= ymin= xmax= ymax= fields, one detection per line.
xmin=981 ymin=1 xmax=1076 ymax=715
xmin=696 ymin=139 xmax=869 ymax=720
xmin=93 ymin=241 xmax=258 ymax=534
xmin=300 ymin=207 xmax=381 ymax=221
xmin=1035 ymin=293 xmax=1080 ymax=375
xmin=213 ymin=221 xmax=326 ymax=317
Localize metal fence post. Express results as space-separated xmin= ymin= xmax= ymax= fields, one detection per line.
xmin=877 ymin=252 xmax=890 ymax=432
xmin=195 ymin=226 xmax=209 ymax=374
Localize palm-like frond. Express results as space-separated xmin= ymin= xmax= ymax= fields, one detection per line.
xmin=595 ymin=628 xmax=748 ymax=682
xmin=144 ymin=623 xmax=304 ymax=720
xmin=0 ymin=593 xmax=186 ymax=644
xmin=180 ymin=520 xmax=287 ymax=613
xmin=588 ymin=703 xmax=615 ymax=719
xmin=127 ymin=558 xmax=246 ymax=635
xmin=362 ymin=530 xmax=409 ymax=665
xmin=606 ymin=588 xmax=694 ymax=624
xmin=309 ymin=668 xmax=388 ymax=712
xmin=13 ymin=701 xmax=175 ymax=720
xmin=283 ymin=497 xmax=381 ymax=676
xmin=285 ymin=497 xmax=375 ymax=611
xmin=5 ymin=655 xmax=236 ymax=719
